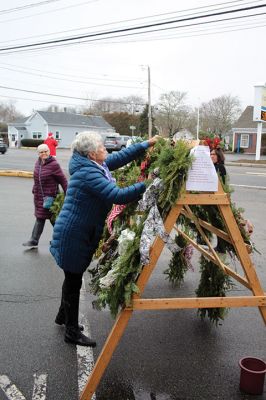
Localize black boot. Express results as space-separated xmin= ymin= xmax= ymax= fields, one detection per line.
xmin=64 ymin=293 xmax=96 ymax=347
xmin=65 ymin=326 xmax=96 ymax=347
xmin=55 ymin=291 xmax=84 ymax=331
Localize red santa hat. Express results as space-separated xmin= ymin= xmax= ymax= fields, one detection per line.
xmin=48 ymin=132 xmax=53 ymax=137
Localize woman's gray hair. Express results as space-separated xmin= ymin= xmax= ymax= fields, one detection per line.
xmin=71 ymin=131 xmax=104 ymax=156
xmin=37 ymin=143 xmax=50 ymax=154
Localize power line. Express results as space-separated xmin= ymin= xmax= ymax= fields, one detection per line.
xmin=0 ymin=60 xmax=144 ymax=81
xmin=0 ymin=93 xmax=87 ymax=109
xmin=117 ymin=18 xmax=266 ymax=44
xmin=0 ymin=0 xmax=258 ymax=43
xmin=0 ymin=62 xmax=144 ymax=84
xmin=0 ymin=0 xmax=63 ymax=15
xmin=0 ymin=65 xmax=146 ymax=89
xmin=0 ymin=85 xmax=146 ymax=105
xmin=0 ymin=0 xmax=98 ymax=24
xmin=0 ymin=3 xmax=265 ymax=52
xmin=110 ymin=11 xmax=266 ymax=42
xmin=1 ymin=6 xmax=265 ymax=56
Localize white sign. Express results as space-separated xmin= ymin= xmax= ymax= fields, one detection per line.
xmin=253 ymin=85 xmax=266 ymax=122
xmin=186 ymin=145 xmax=218 ymax=192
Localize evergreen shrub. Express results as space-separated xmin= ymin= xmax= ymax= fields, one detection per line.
xmin=21 ymin=139 xmax=44 ymax=147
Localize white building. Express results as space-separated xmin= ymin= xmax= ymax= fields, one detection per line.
xmin=8 ymin=110 xmax=115 ymax=148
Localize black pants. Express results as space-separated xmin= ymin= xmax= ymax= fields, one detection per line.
xmin=59 ymin=271 xmax=83 ymax=328
xmin=63 ymin=271 xmax=83 ymax=297
xmin=30 ymin=218 xmax=54 ymax=243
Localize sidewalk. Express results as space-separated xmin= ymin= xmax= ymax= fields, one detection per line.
xmin=225 ymin=152 xmax=266 ymax=168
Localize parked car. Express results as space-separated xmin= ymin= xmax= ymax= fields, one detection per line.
xmin=0 ymin=139 xmax=8 ymax=154
xmin=104 ymin=135 xmax=130 ymax=152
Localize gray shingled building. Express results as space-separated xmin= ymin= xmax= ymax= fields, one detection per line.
xmin=8 ymin=110 xmax=115 ymax=148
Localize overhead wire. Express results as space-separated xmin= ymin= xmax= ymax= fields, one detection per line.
xmin=115 ymin=21 xmax=266 ymax=45
xmin=109 ymin=14 xmax=266 ymax=44
xmin=0 ymin=0 xmax=260 ymax=43
xmin=1 ymin=6 xmax=265 ymax=55
xmin=0 ymin=93 xmax=89 ymax=109
xmin=0 ymin=2 xmax=264 ymax=108
xmin=0 ymin=85 xmax=146 ymax=105
xmin=0 ymin=3 xmax=265 ymax=53
xmin=0 ymin=0 xmax=63 ymax=15
xmin=0 ymin=62 xmax=144 ymax=83
xmin=0 ymin=0 xmax=99 ymax=24
xmin=0 ymin=65 xmax=146 ymax=89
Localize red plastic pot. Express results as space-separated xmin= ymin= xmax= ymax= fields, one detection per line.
xmin=239 ymin=357 xmax=266 ymax=395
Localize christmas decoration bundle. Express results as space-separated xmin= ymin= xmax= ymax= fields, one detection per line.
xmin=51 ymin=139 xmax=255 ymax=325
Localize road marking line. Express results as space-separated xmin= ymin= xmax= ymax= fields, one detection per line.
xmin=0 ymin=375 xmax=26 ymax=400
xmin=77 ymin=280 xmax=96 ymax=399
xmin=32 ymin=373 xmax=47 ymax=400
xmin=230 ymin=184 xmax=266 ymax=190
xmin=246 ymin=172 xmax=266 ymax=176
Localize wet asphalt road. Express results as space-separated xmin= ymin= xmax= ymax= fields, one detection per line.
xmin=0 ymin=151 xmax=265 ymax=400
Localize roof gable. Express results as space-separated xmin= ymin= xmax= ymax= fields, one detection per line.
xmin=232 ymin=106 xmax=258 ymax=129
xmin=36 ymin=111 xmax=113 ymax=129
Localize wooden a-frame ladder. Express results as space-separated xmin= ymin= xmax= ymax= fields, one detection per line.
xmin=80 ymin=183 xmax=266 ymax=400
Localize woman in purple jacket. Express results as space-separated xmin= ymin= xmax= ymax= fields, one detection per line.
xmin=23 ymin=143 xmax=68 ymax=248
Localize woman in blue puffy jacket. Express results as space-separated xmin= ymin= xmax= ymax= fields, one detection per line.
xmin=50 ymin=131 xmax=159 ymax=347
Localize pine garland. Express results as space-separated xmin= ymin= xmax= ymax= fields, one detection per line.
xmin=153 ymin=140 xmax=193 ymax=217
xmin=89 ymin=222 xmax=145 ymax=317
xmin=164 ymin=233 xmax=193 ymax=287
xmin=196 ymin=255 xmax=233 ymax=325
xmin=50 ymin=193 xmax=65 ymax=224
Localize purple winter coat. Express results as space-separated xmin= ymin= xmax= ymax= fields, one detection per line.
xmin=33 ymin=156 xmax=68 ymax=219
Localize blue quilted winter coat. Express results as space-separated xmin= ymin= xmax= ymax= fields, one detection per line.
xmin=50 ymin=142 xmax=149 ymax=273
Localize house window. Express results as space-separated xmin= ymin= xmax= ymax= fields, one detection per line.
xmin=240 ymin=134 xmax=249 ymax=148
xmin=32 ymin=132 xmax=42 ymax=139
xmin=55 ymin=131 xmax=60 ymax=140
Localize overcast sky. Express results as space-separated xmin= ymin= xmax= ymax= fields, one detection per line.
xmin=0 ymin=0 xmax=265 ymax=116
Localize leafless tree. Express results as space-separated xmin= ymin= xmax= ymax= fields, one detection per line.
xmin=0 ymin=100 xmax=23 ymax=122
xmin=200 ymin=94 xmax=242 ymax=135
xmin=154 ymin=90 xmax=189 ymax=137
xmin=83 ymin=95 xmax=145 ymax=115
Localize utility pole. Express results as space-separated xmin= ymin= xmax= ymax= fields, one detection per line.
xmin=148 ymin=65 xmax=152 ymax=138
xmin=196 ymin=106 xmax=200 ymax=140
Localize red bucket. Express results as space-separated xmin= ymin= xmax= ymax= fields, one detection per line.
xmin=239 ymin=357 xmax=266 ymax=395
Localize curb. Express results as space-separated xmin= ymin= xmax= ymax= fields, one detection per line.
xmin=226 ymin=162 xmax=266 ymax=168
xmin=0 ymin=170 xmax=33 ymax=178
